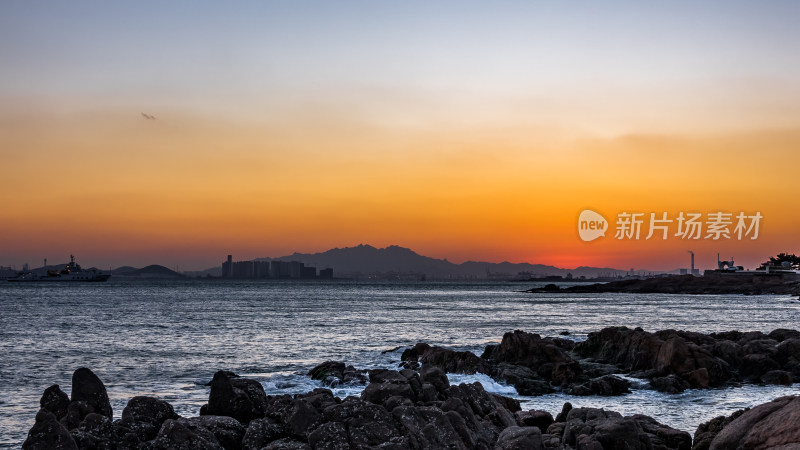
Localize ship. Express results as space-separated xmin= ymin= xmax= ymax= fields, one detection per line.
xmin=7 ymin=255 xmax=111 ymax=282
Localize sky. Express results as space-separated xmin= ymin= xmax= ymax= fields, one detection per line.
xmin=2 ymin=1 xmax=800 ymax=271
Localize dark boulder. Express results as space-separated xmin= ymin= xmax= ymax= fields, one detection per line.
xmin=650 ymin=375 xmax=691 ymax=394
xmin=70 ymin=413 xmax=112 ymax=450
xmin=514 ymin=410 xmax=554 ymax=433
xmin=204 ymin=371 xmax=268 ymax=424
xmin=709 ymin=395 xmax=800 ymax=449
xmin=178 ymin=416 xmax=246 ymax=450
xmin=70 ymin=368 xmax=112 ymax=419
xmin=559 ymin=407 xmax=691 ymax=450
xmin=242 ymin=418 xmax=286 ymax=450
xmin=40 ymin=385 xmax=70 ymax=420
xmin=307 ymin=361 xmax=367 ymax=387
xmin=403 ymin=343 xmax=492 ymax=374
xmin=22 ymin=409 xmax=78 ymax=450
xmin=691 ymin=409 xmax=747 ymax=450
xmin=484 ymin=330 xmax=581 ymax=386
xmin=761 ymin=369 xmax=792 ymax=385
xmin=148 ymin=418 xmax=224 ymax=449
xmin=495 ymin=426 xmax=543 ymax=450
xmin=568 ymin=375 xmax=631 ymax=396
xmin=122 ymin=396 xmax=178 ymax=426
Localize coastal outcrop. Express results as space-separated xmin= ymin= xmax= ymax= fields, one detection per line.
xmin=25 ymin=367 xmax=696 ymax=449
xmin=527 ymin=274 xmax=800 ymax=295
xmin=22 ymin=326 xmax=800 ymax=448
xmin=574 ymin=327 xmax=800 ymax=392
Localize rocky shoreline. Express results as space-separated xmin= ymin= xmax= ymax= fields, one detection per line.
xmin=23 ymin=327 xmax=800 ymax=449
xmin=527 ymin=274 xmax=800 ymax=295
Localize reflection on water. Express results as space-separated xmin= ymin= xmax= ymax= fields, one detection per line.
xmin=1 ymin=279 xmax=799 ymax=446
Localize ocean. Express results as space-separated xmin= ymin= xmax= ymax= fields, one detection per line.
xmin=1 ymin=279 xmax=798 ymax=447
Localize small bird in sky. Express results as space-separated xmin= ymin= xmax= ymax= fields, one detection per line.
xmin=141 ymin=113 xmax=156 ymax=120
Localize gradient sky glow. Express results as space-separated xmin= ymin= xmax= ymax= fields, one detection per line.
xmin=2 ymin=1 xmax=800 ymax=271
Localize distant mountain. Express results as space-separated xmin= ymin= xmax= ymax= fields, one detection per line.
xmin=113 ymin=265 xmax=184 ymax=278
xmin=244 ymin=244 xmax=633 ymax=279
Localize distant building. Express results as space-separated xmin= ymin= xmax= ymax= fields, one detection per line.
xmin=221 ymin=255 xmax=331 ymax=280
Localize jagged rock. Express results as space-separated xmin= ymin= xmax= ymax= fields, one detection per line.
xmin=70 ymin=368 xmax=112 ymax=419
xmin=709 ymin=395 xmax=800 ymax=449
xmin=22 ymin=409 xmax=78 ymax=450
xmin=495 ymin=426 xmax=543 ymax=449
xmin=484 ymin=330 xmax=581 ymax=386
xmin=568 ymin=375 xmax=631 ymax=396
xmin=40 ymin=385 xmax=70 ymax=420
xmin=555 ymin=402 xmax=573 ymax=423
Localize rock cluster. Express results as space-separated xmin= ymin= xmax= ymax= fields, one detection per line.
xmin=575 ymin=327 xmax=800 ymax=392
xmin=401 ymin=330 xmax=630 ymax=396
xmin=25 ymin=367 xmax=693 ymax=449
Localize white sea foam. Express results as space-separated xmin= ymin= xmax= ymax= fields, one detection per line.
xmin=447 ymin=372 xmax=519 ymax=396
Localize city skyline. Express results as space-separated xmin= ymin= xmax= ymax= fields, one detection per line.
xmin=2 ymin=1 xmax=800 ymax=271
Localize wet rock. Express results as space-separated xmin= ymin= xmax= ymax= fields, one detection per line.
xmin=307 ymin=361 xmax=367 ymax=387
xmin=495 ymin=426 xmax=543 ymax=450
xmin=70 ymin=413 xmax=112 ymax=450
xmin=178 ymin=416 xmax=246 ymax=450
xmin=560 ymin=407 xmax=691 ymax=450
xmin=419 ymin=364 xmax=450 ymax=394
xmin=242 ymin=418 xmax=286 ymax=450
xmin=514 ymin=410 xmax=554 ymax=433
xmin=205 ymin=371 xmax=268 ymax=424
xmin=148 ymin=418 xmax=224 ymax=449
xmin=262 ymin=438 xmax=311 ymax=449
xmin=484 ymin=330 xmax=581 ymax=386
xmin=568 ymin=375 xmax=631 ymax=396
xmin=70 ymin=368 xmax=112 ymax=419
xmin=760 ymin=369 xmax=792 ymax=385
xmin=709 ymin=395 xmax=800 ymax=449
xmin=650 ymin=375 xmax=691 ymax=394
xmin=402 ymin=343 xmax=492 ymax=374
xmin=692 ymin=409 xmax=747 ymax=450
xmin=769 ymin=328 xmax=800 ymax=342
xmin=740 ymin=353 xmax=780 ymax=382
xmin=40 ymin=385 xmax=70 ymax=420
xmin=554 ymin=402 xmax=573 ymax=423
xmin=284 ymin=399 xmax=322 ymax=438
xmin=307 ymin=422 xmax=349 ymax=449
xmin=492 ymin=363 xmax=554 ymax=395
xmin=122 ymin=396 xmax=177 ymax=426
xmin=61 ymin=401 xmax=95 ymax=431
xmin=22 ymin=409 xmax=78 ymax=450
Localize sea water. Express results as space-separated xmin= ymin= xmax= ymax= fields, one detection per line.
xmin=1 ymin=279 xmax=798 ymax=447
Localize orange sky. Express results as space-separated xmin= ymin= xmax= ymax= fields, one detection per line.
xmin=2 ymin=3 xmax=799 ymax=271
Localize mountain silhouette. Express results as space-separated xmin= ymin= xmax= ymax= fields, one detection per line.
xmin=251 ymin=244 xmax=628 ymax=278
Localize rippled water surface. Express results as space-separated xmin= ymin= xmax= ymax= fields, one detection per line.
xmin=1 ymin=279 xmax=799 ymax=447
